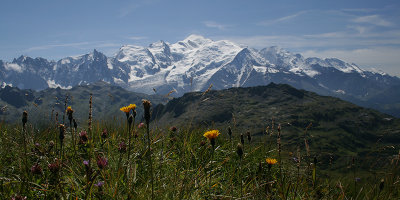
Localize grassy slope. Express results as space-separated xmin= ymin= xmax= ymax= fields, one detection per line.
xmin=153 ymin=83 xmax=400 ymax=170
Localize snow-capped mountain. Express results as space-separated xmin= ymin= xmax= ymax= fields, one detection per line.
xmin=1 ymin=35 xmax=400 ymax=116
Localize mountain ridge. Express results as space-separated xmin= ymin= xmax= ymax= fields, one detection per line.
xmin=1 ymin=35 xmax=400 ymax=117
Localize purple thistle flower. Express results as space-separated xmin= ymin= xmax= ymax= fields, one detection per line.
xmin=101 ymin=129 xmax=108 ymax=139
xmin=138 ymin=122 xmax=145 ymax=129
xmin=79 ymin=130 xmax=89 ymax=144
xmin=94 ymin=181 xmax=104 ymax=187
xmin=118 ymin=141 xmax=127 ymax=153
xmin=97 ymin=156 xmax=108 ymax=169
xmin=31 ymin=163 xmax=42 ymax=175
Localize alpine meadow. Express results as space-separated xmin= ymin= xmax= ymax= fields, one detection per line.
xmin=1 ymin=1 xmax=400 ymax=199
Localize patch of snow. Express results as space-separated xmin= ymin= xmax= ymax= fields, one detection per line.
xmin=253 ymin=66 xmax=267 ymax=74
xmin=369 ymin=68 xmax=387 ymax=76
xmin=61 ymin=59 xmax=70 ymax=64
xmin=113 ymin=77 xmax=125 ymax=84
xmin=1 ymin=82 xmax=12 ymax=88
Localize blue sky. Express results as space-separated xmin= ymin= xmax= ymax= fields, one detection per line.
xmin=1 ymin=0 xmax=399 ymax=76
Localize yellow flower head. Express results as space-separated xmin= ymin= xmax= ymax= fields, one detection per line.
xmin=128 ymin=104 xmax=136 ymax=111
xmin=120 ymin=106 xmax=130 ymax=114
xmin=203 ymin=130 xmax=220 ymax=140
xmin=266 ymin=158 xmax=278 ymax=165
xmin=66 ymin=106 xmax=73 ymax=114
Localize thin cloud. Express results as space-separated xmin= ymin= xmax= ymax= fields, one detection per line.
xmin=257 ymin=10 xmax=309 ymax=26
xmin=203 ymin=21 xmax=231 ymax=30
xmin=24 ymin=42 xmax=90 ymax=52
xmin=352 ymin=15 xmax=393 ymax=27
xmin=127 ymin=36 xmax=148 ymax=40
xmin=118 ymin=3 xmax=139 ymax=18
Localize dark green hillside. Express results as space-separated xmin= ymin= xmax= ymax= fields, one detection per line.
xmin=0 ymin=81 xmax=166 ymax=124
xmin=153 ymin=83 xmax=400 ymax=169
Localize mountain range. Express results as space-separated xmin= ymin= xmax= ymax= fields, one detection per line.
xmin=1 ymin=35 xmax=400 ymax=116
xmin=0 ymin=81 xmax=166 ymax=124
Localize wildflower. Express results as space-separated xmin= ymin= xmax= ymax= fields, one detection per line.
xmin=48 ymin=159 xmax=60 ymax=173
xmin=83 ymin=160 xmax=90 ymax=169
xmin=203 ymin=130 xmax=220 ymax=140
xmin=266 ymin=158 xmax=278 ymax=165
xmin=128 ymin=104 xmax=136 ymax=111
xmin=120 ymin=106 xmax=130 ymax=118
xmin=101 ymin=129 xmax=108 ymax=139
xmin=79 ymin=130 xmax=88 ymax=144
xmin=142 ymin=100 xmax=151 ymax=123
xmin=236 ymin=143 xmax=243 ymax=159
xmin=35 ymin=142 xmax=40 ymax=149
xmin=355 ymin=177 xmax=361 ymax=182
xmin=97 ymin=156 xmax=108 ymax=169
xmin=170 ymin=126 xmax=177 ymax=132
xmin=66 ymin=106 xmax=74 ymax=122
xmin=118 ymin=141 xmax=127 ymax=153
xmin=94 ymin=181 xmax=104 ymax=187
xmin=22 ymin=111 xmax=28 ymax=127
xmin=138 ymin=122 xmax=145 ymax=129
xmin=11 ymin=195 xmax=27 ymax=200
xmin=266 ymin=158 xmax=277 ymax=169
xmin=31 ymin=163 xmax=42 ymax=175
xmin=203 ymin=130 xmax=220 ymax=148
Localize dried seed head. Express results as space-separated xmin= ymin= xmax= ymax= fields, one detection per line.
xmin=59 ymin=124 xmax=65 ymax=142
xmin=22 ymin=111 xmax=28 ymax=126
xmin=228 ymin=126 xmax=232 ymax=137
xmin=246 ymin=131 xmax=251 ymax=143
xmin=379 ymin=179 xmax=385 ymax=191
xmin=49 ymin=140 xmax=55 ymax=148
xmin=200 ymin=140 xmax=206 ymax=147
xmin=236 ymin=143 xmax=243 ymax=159
xmin=73 ymin=119 xmax=77 ymax=130
xmin=142 ymin=99 xmax=151 ymax=123
xmin=240 ymin=133 xmax=245 ymax=145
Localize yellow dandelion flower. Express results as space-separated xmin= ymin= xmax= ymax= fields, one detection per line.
xmin=203 ymin=130 xmax=220 ymax=140
xmin=120 ymin=106 xmax=130 ymax=114
xmin=128 ymin=104 xmax=136 ymax=111
xmin=66 ymin=106 xmax=73 ymax=113
xmin=266 ymin=158 xmax=278 ymax=165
